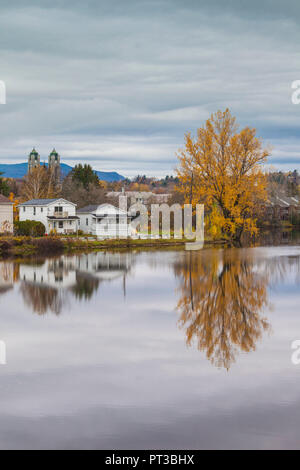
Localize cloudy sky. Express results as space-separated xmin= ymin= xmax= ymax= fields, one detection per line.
xmin=0 ymin=0 xmax=300 ymax=178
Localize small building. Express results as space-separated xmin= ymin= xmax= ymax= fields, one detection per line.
xmin=266 ymin=195 xmax=300 ymax=221
xmin=0 ymin=194 xmax=14 ymax=234
xmin=18 ymin=198 xmax=79 ymax=234
xmin=77 ymin=203 xmax=134 ymax=238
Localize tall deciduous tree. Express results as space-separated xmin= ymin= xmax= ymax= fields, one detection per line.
xmin=176 ymin=109 xmax=270 ymax=241
xmin=20 ymin=166 xmax=59 ymax=201
xmin=61 ymin=174 xmax=106 ymax=208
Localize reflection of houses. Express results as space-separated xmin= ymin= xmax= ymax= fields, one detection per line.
xmin=75 ymin=252 xmax=133 ymax=281
xmin=20 ymin=258 xmax=77 ymax=289
xmin=19 ymin=253 xmax=134 ymax=289
xmin=72 ymin=252 xmax=134 ymax=299
xmin=77 ymin=203 xmax=134 ymax=238
xmin=18 ymin=198 xmax=79 ymax=234
xmin=266 ymin=195 xmax=300 ymax=221
xmin=18 ymin=252 xmax=136 ymax=314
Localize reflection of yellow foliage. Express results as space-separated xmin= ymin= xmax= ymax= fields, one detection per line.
xmin=176 ymin=109 xmax=270 ymax=241
xmin=175 ymin=249 xmax=271 ymax=370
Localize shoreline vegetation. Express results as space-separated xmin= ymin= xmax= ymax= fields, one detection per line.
xmin=0 ymin=226 xmax=299 ymax=258
xmin=0 ymin=235 xmax=228 ymax=258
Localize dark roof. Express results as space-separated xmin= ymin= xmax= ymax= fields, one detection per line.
xmin=268 ymin=195 xmax=300 ymax=208
xmin=19 ymin=198 xmax=76 ymax=207
xmin=29 ymin=148 xmax=39 ymax=157
xmin=47 ymin=216 xmax=79 ymax=220
xmin=19 ymin=198 xmax=59 ymax=206
xmin=77 ymin=204 xmax=99 ymax=213
xmin=0 ymin=194 xmax=13 ymax=204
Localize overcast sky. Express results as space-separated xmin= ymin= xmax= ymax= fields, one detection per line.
xmin=1 ymin=0 xmax=300 ymax=177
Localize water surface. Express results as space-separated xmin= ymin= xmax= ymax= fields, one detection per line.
xmin=0 ymin=245 xmax=300 ymax=449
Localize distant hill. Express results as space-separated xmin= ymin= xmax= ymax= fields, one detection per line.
xmin=0 ymin=162 xmax=124 ymax=182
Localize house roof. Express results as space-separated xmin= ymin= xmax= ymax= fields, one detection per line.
xmin=47 ymin=216 xmax=79 ymax=220
xmin=107 ymin=191 xmax=171 ymax=199
xmin=77 ymin=204 xmax=99 ymax=213
xmin=78 ymin=203 xmax=128 ymax=215
xmin=268 ymin=195 xmax=300 ymax=207
xmin=18 ymin=198 xmax=76 ymax=207
xmin=0 ymin=194 xmax=13 ymax=204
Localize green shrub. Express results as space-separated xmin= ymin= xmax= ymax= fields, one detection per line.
xmin=0 ymin=239 xmax=14 ymax=252
xmin=14 ymin=220 xmax=46 ymax=237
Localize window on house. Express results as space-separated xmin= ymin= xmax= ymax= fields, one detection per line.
xmin=41 ymin=208 xmax=43 ymax=213
xmin=55 ymin=206 xmax=63 ymax=213
xmin=33 ymin=207 xmax=36 ymax=215
xmin=86 ymin=218 xmax=89 ymax=226
xmin=59 ymin=221 xmax=63 ymax=229
xmin=23 ymin=207 xmax=26 ymax=212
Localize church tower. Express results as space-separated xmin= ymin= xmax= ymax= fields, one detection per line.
xmin=28 ymin=148 xmax=40 ymax=172
xmin=48 ymin=148 xmax=61 ymax=183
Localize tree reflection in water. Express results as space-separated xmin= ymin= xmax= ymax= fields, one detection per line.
xmin=20 ymin=283 xmax=63 ymax=316
xmin=175 ymin=249 xmax=272 ymax=370
xmin=70 ymin=272 xmax=100 ymax=300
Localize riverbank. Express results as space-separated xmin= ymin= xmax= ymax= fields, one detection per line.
xmin=0 ymin=235 xmax=225 ymax=257
xmin=1 ymin=229 xmax=300 ymax=257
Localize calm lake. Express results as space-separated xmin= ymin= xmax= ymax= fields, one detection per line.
xmin=0 ymin=237 xmax=300 ymax=449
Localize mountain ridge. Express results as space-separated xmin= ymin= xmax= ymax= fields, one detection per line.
xmin=0 ymin=162 xmax=124 ymax=182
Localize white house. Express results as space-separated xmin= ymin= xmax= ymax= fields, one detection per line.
xmin=0 ymin=194 xmax=13 ymax=234
xmin=18 ymin=198 xmax=79 ymax=234
xmin=77 ymin=203 xmax=134 ymax=238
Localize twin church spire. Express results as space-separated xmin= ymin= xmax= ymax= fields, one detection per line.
xmin=28 ymin=148 xmax=61 ymax=176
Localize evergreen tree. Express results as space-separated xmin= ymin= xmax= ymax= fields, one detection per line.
xmin=0 ymin=172 xmax=10 ymax=197
xmin=71 ymin=164 xmax=99 ymax=189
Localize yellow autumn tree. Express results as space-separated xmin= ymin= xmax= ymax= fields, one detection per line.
xmin=9 ymin=192 xmax=20 ymax=220
xmin=176 ymin=109 xmax=270 ymax=241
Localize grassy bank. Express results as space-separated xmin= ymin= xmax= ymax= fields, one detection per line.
xmin=0 ymin=235 xmax=215 ymax=257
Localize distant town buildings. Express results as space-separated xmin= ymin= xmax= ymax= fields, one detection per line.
xmin=266 ymin=194 xmax=300 ymax=221
xmin=107 ymin=189 xmax=172 ymax=206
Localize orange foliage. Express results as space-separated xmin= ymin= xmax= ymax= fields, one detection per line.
xmin=9 ymin=192 xmax=20 ymax=220
xmin=176 ymin=109 xmax=270 ymax=240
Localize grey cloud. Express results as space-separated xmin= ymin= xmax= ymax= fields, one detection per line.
xmin=0 ymin=0 xmax=300 ymax=176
